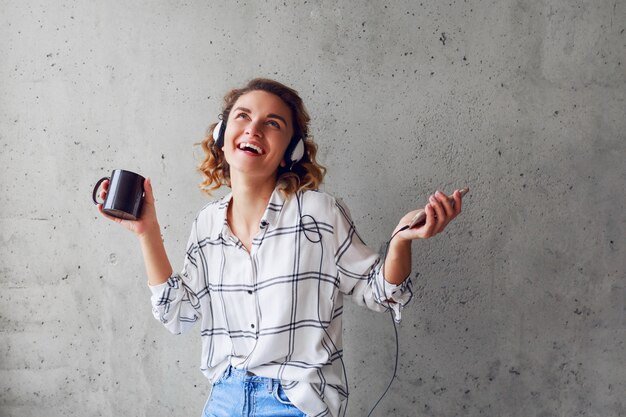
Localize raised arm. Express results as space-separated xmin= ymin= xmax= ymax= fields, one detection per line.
xmin=96 ymin=178 xmax=173 ymax=285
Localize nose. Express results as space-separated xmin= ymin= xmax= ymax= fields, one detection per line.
xmin=244 ymin=119 xmax=262 ymax=137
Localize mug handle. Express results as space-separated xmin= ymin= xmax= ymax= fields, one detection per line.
xmin=92 ymin=177 xmax=109 ymax=205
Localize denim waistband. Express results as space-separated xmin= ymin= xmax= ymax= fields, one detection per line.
xmin=222 ymin=365 xmax=278 ymax=391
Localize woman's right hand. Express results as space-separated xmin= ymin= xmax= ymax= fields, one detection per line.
xmin=96 ymin=177 xmax=161 ymax=238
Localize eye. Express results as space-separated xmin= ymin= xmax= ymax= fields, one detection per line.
xmin=234 ymin=112 xmax=249 ymax=120
xmin=266 ymin=120 xmax=281 ymax=129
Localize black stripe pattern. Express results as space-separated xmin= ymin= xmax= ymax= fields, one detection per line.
xmin=149 ymin=188 xmax=413 ymax=417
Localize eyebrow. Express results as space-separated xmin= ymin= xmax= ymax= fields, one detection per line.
xmin=233 ymin=107 xmax=289 ymax=127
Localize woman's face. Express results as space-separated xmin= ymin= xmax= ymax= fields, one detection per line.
xmin=222 ymin=90 xmax=294 ymax=181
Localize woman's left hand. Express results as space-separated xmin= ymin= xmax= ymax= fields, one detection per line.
xmin=393 ymin=190 xmax=464 ymax=241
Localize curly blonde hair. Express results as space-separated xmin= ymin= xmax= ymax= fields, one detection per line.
xmin=198 ymin=78 xmax=326 ymax=196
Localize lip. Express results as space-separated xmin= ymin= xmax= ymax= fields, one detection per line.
xmin=236 ymin=140 xmax=266 ymax=156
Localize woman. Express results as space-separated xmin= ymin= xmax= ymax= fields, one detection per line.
xmin=97 ymin=78 xmax=464 ymax=417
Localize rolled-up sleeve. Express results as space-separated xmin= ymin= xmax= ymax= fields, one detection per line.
xmin=148 ymin=219 xmax=204 ymax=334
xmin=333 ymin=198 xmax=413 ymax=322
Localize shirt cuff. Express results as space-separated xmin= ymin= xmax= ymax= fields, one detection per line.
xmin=147 ymin=275 xmax=177 ymax=295
xmin=378 ymin=273 xmax=413 ymax=323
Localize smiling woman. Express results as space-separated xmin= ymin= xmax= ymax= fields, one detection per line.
xmin=95 ymin=77 xmax=464 ymax=417
xmin=198 ymin=78 xmax=326 ymax=196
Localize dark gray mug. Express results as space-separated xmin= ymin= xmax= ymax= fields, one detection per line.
xmin=92 ymin=169 xmax=145 ymax=220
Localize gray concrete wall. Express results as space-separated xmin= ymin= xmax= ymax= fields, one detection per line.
xmin=1 ymin=0 xmax=625 ymax=416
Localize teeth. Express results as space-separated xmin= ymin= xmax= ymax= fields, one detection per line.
xmin=238 ymin=143 xmax=263 ymax=154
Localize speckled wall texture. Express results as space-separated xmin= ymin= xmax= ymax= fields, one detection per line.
xmin=1 ymin=0 xmax=625 ymax=416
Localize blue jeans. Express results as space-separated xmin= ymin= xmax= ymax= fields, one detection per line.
xmin=202 ymin=366 xmax=307 ymax=417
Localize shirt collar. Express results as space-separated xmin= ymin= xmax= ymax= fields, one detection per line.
xmin=217 ymin=186 xmax=286 ymax=233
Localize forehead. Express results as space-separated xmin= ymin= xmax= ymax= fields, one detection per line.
xmin=232 ymin=90 xmax=292 ymax=122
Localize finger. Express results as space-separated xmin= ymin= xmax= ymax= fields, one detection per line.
xmin=96 ymin=179 xmax=109 ymax=203
xmin=143 ymin=178 xmax=155 ymax=205
xmin=435 ymin=190 xmax=454 ymax=217
xmin=420 ymin=203 xmax=436 ymax=237
xmin=428 ymin=195 xmax=446 ymax=234
xmin=452 ymin=190 xmax=462 ymax=215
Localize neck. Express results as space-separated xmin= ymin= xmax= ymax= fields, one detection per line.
xmin=228 ymin=172 xmax=277 ymax=234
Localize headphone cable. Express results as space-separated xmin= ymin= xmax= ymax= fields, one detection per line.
xmin=297 ymin=194 xmax=351 ymax=417
xmin=365 ymin=225 xmax=408 ymax=416
xmin=298 ymin=194 xmax=410 ymax=417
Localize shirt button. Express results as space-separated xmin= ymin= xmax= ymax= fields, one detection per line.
xmin=250 ymin=324 xmax=255 ymax=329
xmin=248 ymin=290 xmax=253 ymax=295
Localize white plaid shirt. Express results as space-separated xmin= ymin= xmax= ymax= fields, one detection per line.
xmin=149 ymin=188 xmax=413 ymax=417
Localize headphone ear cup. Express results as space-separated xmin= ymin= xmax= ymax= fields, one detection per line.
xmin=285 ymin=137 xmax=305 ymax=168
xmin=213 ymin=120 xmax=225 ymax=148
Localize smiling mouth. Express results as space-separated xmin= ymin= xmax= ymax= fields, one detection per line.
xmin=237 ymin=143 xmax=264 ymax=155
